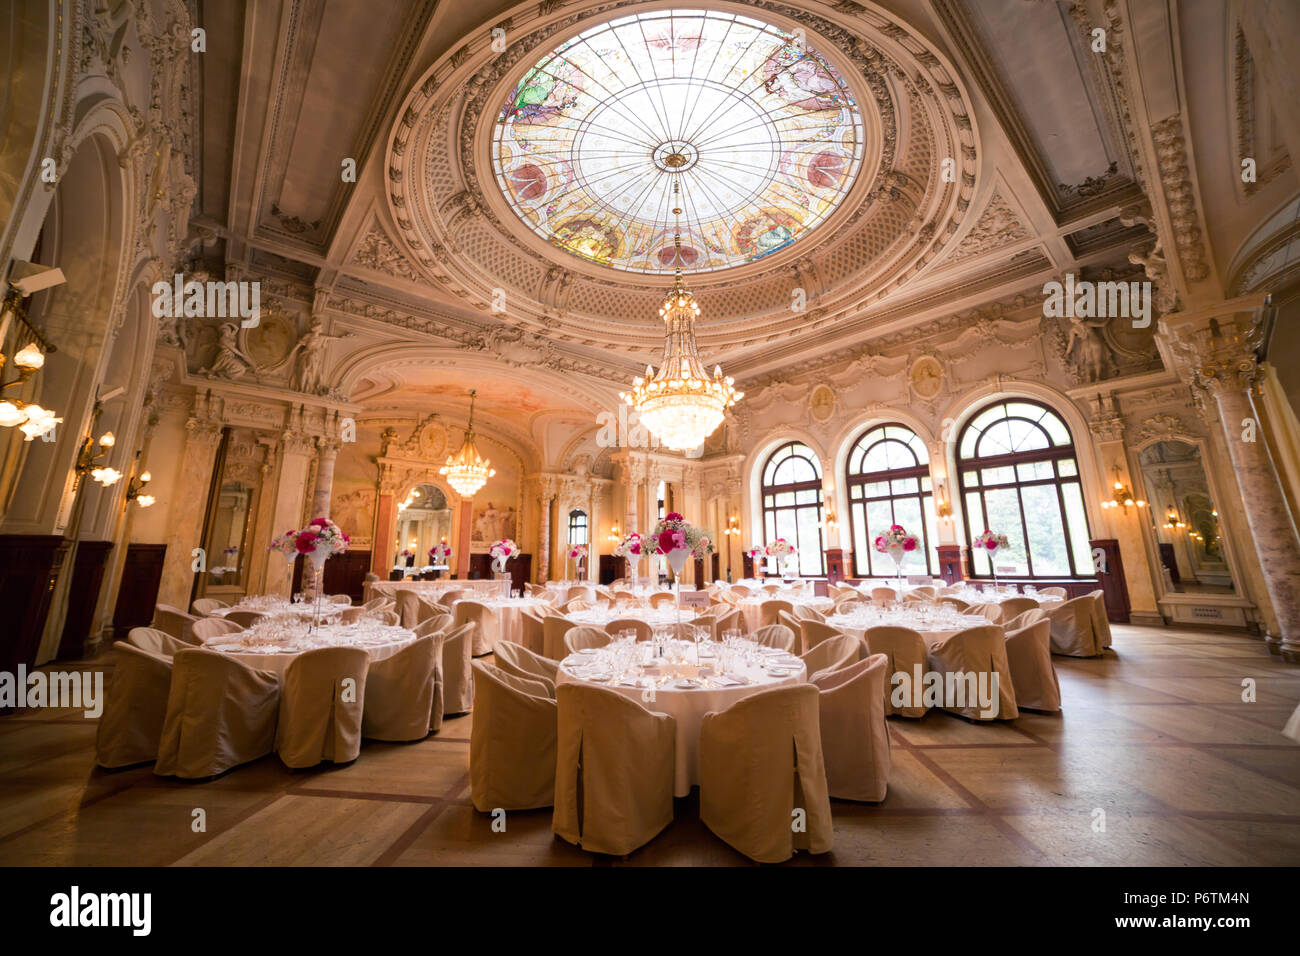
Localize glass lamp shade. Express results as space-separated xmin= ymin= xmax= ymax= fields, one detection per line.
xmin=12 ymin=343 xmax=45 ymax=370
xmin=440 ymin=430 xmax=495 ymax=498
xmin=0 ymin=401 xmax=26 ymax=427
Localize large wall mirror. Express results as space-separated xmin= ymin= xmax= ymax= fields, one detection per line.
xmin=1138 ymin=440 xmax=1235 ymax=594
xmin=198 ymin=428 xmax=269 ymax=595
xmin=395 ymin=483 xmax=452 ymax=568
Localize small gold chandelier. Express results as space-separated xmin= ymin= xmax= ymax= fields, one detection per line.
xmin=439 ymin=389 xmax=495 ymax=497
xmin=620 ymin=177 xmax=742 ymax=451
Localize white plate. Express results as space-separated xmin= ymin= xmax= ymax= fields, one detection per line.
xmin=765 ymin=667 xmax=792 ymax=677
xmin=675 ymin=678 xmax=701 ymax=689
xmin=577 ymin=647 xmax=601 ymax=655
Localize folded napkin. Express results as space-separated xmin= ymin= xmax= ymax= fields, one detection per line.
xmin=713 ymin=675 xmax=745 ymax=687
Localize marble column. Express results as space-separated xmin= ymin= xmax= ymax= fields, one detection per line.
xmin=156 ymin=418 xmax=224 ymax=609
xmin=311 ymin=438 xmax=340 ymax=519
xmin=1165 ymin=305 xmax=1300 ymax=659
xmin=537 ymin=487 xmax=554 ymax=583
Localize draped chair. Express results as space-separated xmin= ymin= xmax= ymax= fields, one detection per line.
xmin=413 ymin=613 xmax=451 ymax=638
xmin=729 ymin=585 xmax=753 ymax=597
xmin=869 ymin=587 xmax=897 ymax=606
xmin=1004 ymin=607 xmax=1048 ymax=632
xmin=1044 ymin=595 xmax=1104 ymax=657
xmin=562 ymin=599 xmax=593 ymax=614
xmin=970 ymin=603 xmax=1004 ymax=625
xmin=926 ymin=625 xmax=1019 ymax=721
xmin=835 ymin=599 xmax=865 ymax=615
xmin=95 ymin=643 xmax=172 ymax=768
xmin=649 ymin=592 xmax=676 ymax=610
xmin=909 ymin=586 xmax=937 ymax=601
xmin=863 ymin=625 xmax=929 ymax=718
xmin=1037 ymin=586 xmax=1067 ymax=599
xmin=224 ymin=610 xmax=268 ymax=629
xmin=791 ymin=604 xmax=824 ymax=622
xmin=699 ymin=684 xmax=833 ymax=863
xmin=750 ymin=624 xmax=797 ymax=652
xmin=799 ymin=619 xmax=844 ymax=655
xmin=903 ymin=592 xmax=932 ymax=605
xmin=613 ymin=591 xmax=642 ymax=609
xmin=328 ymin=594 xmax=353 ymax=606
xmin=153 ymin=604 xmax=200 ymax=645
xmin=395 ymin=590 xmax=420 ymax=628
xmin=437 ymin=588 xmax=466 ymax=610
xmin=415 ymin=595 xmax=445 ymax=624
xmin=1089 ymin=590 xmax=1112 ymax=649
xmin=154 ymin=649 xmax=280 ymax=779
xmin=362 ymin=596 xmax=388 ymax=611
xmin=543 ymin=616 xmax=577 ymax=660
xmin=812 ymin=654 xmax=891 ymax=802
xmin=440 ymin=622 xmax=477 ymax=716
xmin=712 ymin=607 xmax=743 ymax=637
xmin=777 ymin=609 xmax=804 ymax=638
xmin=761 ymin=583 xmax=782 ymax=595
xmin=372 ymin=609 xmax=400 ymax=626
xmin=941 ymin=596 xmax=972 ymax=612
xmin=760 ymin=599 xmax=794 ymax=629
xmin=564 ymin=626 xmax=611 ymax=655
xmin=1003 ymin=620 xmax=1060 ymax=712
xmin=275 ymin=646 xmax=369 ymax=768
xmin=362 ymin=635 xmax=439 ymax=742
xmin=191 ymin=598 xmax=228 ymax=615
xmin=453 ymin=600 xmax=498 ymax=656
xmin=799 ymin=634 xmax=860 ymax=681
xmin=604 ymin=618 xmax=653 ymax=643
xmin=998 ymin=597 xmax=1040 ymax=621
xmin=553 ymin=683 xmax=675 ymax=856
xmin=492 ymin=641 xmax=559 ymax=696
xmin=470 ymin=663 xmax=558 ymax=812
xmin=191 ymin=617 xmax=243 ymax=642
xmin=339 ymin=606 xmax=365 ymax=624
xmin=127 ymin=626 xmax=191 ymax=659
xmin=519 ymin=607 xmax=547 ymax=654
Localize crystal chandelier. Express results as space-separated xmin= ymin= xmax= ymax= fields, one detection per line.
xmin=620 ymin=179 xmax=742 ymax=451
xmin=439 ymin=389 xmax=495 ymax=497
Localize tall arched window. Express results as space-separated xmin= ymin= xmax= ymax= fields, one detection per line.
xmin=567 ymin=509 xmax=588 ymax=546
xmin=845 ymin=424 xmax=938 ymax=577
xmin=761 ymin=442 xmax=825 ymax=576
xmin=957 ymin=399 xmax=1093 ymax=578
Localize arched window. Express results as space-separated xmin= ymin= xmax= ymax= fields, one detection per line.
xmin=567 ymin=509 xmax=588 ymax=546
xmin=845 ymin=424 xmax=938 ymax=577
xmin=957 ymin=400 xmax=1093 ymax=578
xmin=761 ymin=442 xmax=825 ymax=576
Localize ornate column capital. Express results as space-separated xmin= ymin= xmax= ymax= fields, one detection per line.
xmin=280 ymin=431 xmax=317 ymax=457
xmin=184 ymin=417 xmax=223 ymax=446
xmin=1159 ymin=300 xmax=1268 ymax=396
xmin=316 ymin=436 xmax=342 ymax=459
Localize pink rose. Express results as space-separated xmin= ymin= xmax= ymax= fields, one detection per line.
xmin=666 ymin=512 xmax=684 ymax=522
xmin=295 ymin=530 xmax=319 ymax=554
xmin=890 ymin=524 xmax=904 ymax=532
xmin=310 ymin=517 xmax=329 ymax=528
xmin=657 ymin=529 xmax=685 ymax=554
xmin=903 ymin=538 xmax=917 ymax=552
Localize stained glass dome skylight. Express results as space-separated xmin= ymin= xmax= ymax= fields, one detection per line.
xmin=491 ymin=9 xmax=865 ymax=275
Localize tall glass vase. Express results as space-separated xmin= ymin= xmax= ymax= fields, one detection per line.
xmin=309 ymin=545 xmax=330 ymax=631
xmin=889 ymin=546 xmax=905 ymax=591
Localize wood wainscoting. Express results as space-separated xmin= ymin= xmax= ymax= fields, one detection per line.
xmin=111 ymin=544 xmax=168 ymax=641
xmin=57 ymin=541 xmax=114 ymax=659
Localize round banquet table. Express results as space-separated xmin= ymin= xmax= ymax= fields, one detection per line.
xmin=556 ymin=642 xmax=807 ymax=796
xmin=201 ymin=622 xmax=417 ymax=675
xmin=735 ymin=595 xmax=835 ymax=633
xmin=212 ymin=599 xmax=345 ymax=624
xmin=826 ymin=610 xmax=997 ymax=648
xmin=563 ymin=607 xmax=695 ymax=629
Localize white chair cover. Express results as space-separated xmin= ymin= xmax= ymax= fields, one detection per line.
xmin=127 ymin=626 xmax=190 ymax=658
xmin=999 ymin=597 xmax=1040 ymax=621
xmin=751 ymin=623 xmax=797 ymax=652
xmin=454 ymin=600 xmax=498 ymax=656
xmin=543 ymin=615 xmax=577 ymax=660
xmin=437 ymin=621 xmax=476 ymax=716
xmin=191 ymin=598 xmax=228 ymax=615
xmin=395 ymin=590 xmax=420 ymax=628
xmin=553 ymin=683 xmax=675 ymax=856
xmin=153 ymin=604 xmax=200 ymax=644
xmin=926 ymin=625 xmax=1019 ymax=721
xmin=413 ymin=613 xmax=451 ymax=638
xmin=699 ymin=684 xmax=833 ymax=863
xmin=1045 ymin=594 xmax=1103 ymax=657
xmin=864 ymin=625 xmax=928 ymax=718
xmin=95 ymin=642 xmax=172 ymax=768
xmin=191 ymin=617 xmax=243 ymax=641
xmin=154 ymin=648 xmax=280 ymax=778
xmin=224 ymin=609 xmax=268 ymax=629
xmin=799 ymin=619 xmax=842 ymax=654
xmin=812 ymin=654 xmax=891 ymax=802
xmin=362 ymin=635 xmax=438 ymax=741
xmin=276 ymin=645 xmax=369 ymax=768
xmin=604 ymin=618 xmax=653 ymax=642
xmin=519 ymin=607 xmax=547 ymax=654
xmin=800 ymin=633 xmax=860 ymax=681
xmin=760 ymin=599 xmax=794 ymax=628
xmin=1089 ymin=590 xmax=1112 ymax=648
xmin=1004 ymin=620 xmax=1061 ymax=712
xmin=564 ymin=625 xmax=611 ymax=655
xmin=470 ymin=663 xmax=557 ymax=812
xmin=492 ymin=640 xmax=558 ymax=696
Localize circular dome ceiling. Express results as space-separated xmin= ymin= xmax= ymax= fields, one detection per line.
xmin=489 ymin=9 xmax=865 ymax=275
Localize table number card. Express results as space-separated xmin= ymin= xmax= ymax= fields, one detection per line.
xmin=677 ymin=591 xmax=711 ymax=610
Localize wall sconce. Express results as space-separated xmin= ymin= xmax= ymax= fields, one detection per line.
xmin=822 ymin=509 xmax=838 ymax=531
xmin=73 ymin=424 xmax=120 ymax=489
xmin=609 ymin=521 xmax=621 ymax=541
xmin=1163 ymin=505 xmax=1185 ymax=530
xmin=0 ymin=283 xmax=60 ymax=438
xmin=125 ymin=448 xmax=154 ymax=506
xmin=724 ymin=515 xmax=741 ymax=537
xmin=1100 ymin=464 xmax=1146 ymax=514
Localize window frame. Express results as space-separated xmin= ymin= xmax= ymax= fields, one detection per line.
xmin=956 ymin=399 xmax=1093 ymax=579
xmin=759 ymin=441 xmax=826 ymax=576
xmin=844 ymin=423 xmax=937 ymax=577
xmin=567 ymin=508 xmax=588 ymax=547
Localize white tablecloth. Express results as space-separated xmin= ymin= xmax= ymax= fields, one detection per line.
xmin=457 ymin=597 xmax=547 ymax=653
xmin=555 ymin=642 xmax=806 ymax=796
xmin=826 ymin=608 xmax=995 ymax=647
xmin=202 ymin=621 xmax=417 ymax=675
xmin=213 ymin=599 xmax=344 ymax=624
xmin=564 ymin=607 xmax=695 ymax=629
xmin=365 ymin=579 xmax=507 ymax=602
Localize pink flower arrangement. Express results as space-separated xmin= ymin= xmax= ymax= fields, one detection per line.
xmin=874 ymin=524 xmax=919 ymax=553
xmin=649 ymin=513 xmax=712 ymax=557
xmin=489 ymin=539 xmax=518 ymax=561
xmin=269 ymin=531 xmax=298 ymax=557
xmin=613 ymin=532 xmax=644 ymax=558
xmin=567 ymin=544 xmax=587 ymax=561
xmin=290 ymin=518 xmax=350 ymax=556
xmin=746 ymin=545 xmax=765 ymax=561
xmin=974 ymin=529 xmax=1011 ymax=552
xmin=428 ymin=542 xmax=452 ymax=561
xmin=765 ymin=538 xmax=797 ymax=558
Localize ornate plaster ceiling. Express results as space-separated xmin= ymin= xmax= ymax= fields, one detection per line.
xmin=385 ymin=0 xmax=979 ymax=354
